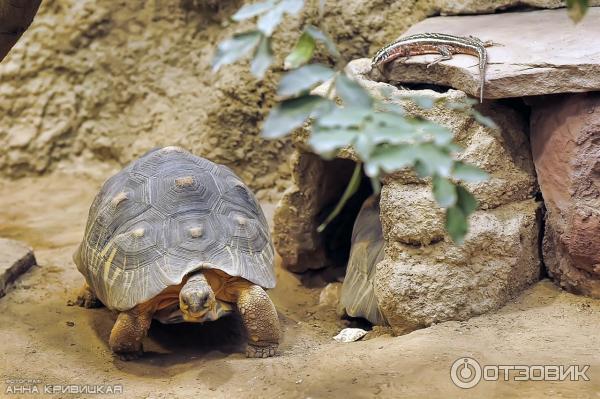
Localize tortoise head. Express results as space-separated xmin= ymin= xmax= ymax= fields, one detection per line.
xmin=179 ymin=272 xmax=217 ymax=321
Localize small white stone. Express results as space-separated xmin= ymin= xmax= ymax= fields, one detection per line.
xmin=333 ymin=328 xmax=367 ymax=343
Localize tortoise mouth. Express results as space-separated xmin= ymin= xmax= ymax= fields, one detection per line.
xmin=185 ymin=308 xmax=210 ymax=318
xmin=182 ymin=307 xmax=214 ymax=321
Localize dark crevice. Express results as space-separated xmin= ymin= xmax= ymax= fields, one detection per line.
xmin=537 ymin=195 xmax=549 ymax=280
xmin=392 ymin=82 xmax=453 ymax=94
xmin=299 ymin=159 xmax=373 ymax=287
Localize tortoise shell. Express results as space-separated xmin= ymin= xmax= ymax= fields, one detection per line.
xmin=74 ymin=147 xmax=275 ymax=311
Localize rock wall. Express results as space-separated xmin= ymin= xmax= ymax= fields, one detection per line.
xmin=0 ymin=0 xmax=579 ymax=195
xmin=530 ymin=93 xmax=600 ymax=298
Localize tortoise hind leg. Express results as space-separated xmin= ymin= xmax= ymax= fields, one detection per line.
xmin=75 ymin=283 xmax=103 ymax=308
xmin=108 ymin=308 xmax=152 ymax=361
xmin=236 ymin=285 xmax=280 ymax=358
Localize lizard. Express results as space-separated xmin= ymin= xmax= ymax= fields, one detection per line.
xmin=371 ymin=33 xmax=494 ymax=103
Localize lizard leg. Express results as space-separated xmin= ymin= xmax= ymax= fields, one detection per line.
xmin=109 ymin=307 xmax=152 ymax=361
xmin=235 ymin=285 xmax=280 ymax=358
xmin=427 ymin=45 xmax=452 ymax=68
xmin=376 ymin=56 xmax=408 ymax=75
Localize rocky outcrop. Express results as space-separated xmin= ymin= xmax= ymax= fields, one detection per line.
xmin=530 ymin=93 xmax=600 ymax=298
xmin=375 ymin=8 xmax=600 ymax=100
xmin=274 ymin=57 xmax=542 ymax=331
xmin=0 ymin=0 xmax=587 ymax=196
xmin=376 ymin=197 xmax=541 ymax=333
xmin=0 ymin=238 xmax=36 ymax=297
xmin=0 ymin=0 xmax=432 ymax=191
xmin=434 ymin=0 xmax=600 ymax=14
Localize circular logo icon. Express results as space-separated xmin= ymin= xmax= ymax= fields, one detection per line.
xmin=450 ymin=357 xmax=482 ymax=389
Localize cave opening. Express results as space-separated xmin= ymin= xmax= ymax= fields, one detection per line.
xmin=299 ymin=157 xmax=374 ymax=287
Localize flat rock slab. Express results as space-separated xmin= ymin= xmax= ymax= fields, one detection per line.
xmin=0 ymin=238 xmax=36 ymax=297
xmin=377 ymin=8 xmax=600 ymax=99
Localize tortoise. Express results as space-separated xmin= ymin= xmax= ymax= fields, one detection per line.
xmin=339 ymin=194 xmax=388 ymax=325
xmin=73 ymin=146 xmax=280 ymax=359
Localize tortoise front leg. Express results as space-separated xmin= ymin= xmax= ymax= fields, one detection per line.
xmin=75 ymin=283 xmax=103 ymax=308
xmin=108 ymin=308 xmax=152 ymax=361
xmin=236 ymin=285 xmax=280 ymax=358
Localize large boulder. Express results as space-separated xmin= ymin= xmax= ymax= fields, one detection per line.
xmin=375 ymin=8 xmax=600 ymax=100
xmin=377 ymin=196 xmax=541 ymax=333
xmin=530 ymin=93 xmax=600 ymax=298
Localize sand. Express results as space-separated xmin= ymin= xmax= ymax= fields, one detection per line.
xmin=0 ymin=170 xmax=599 ymax=398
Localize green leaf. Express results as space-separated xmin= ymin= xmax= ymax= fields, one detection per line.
xmin=309 ymin=127 xmax=358 ymax=153
xmin=446 ymin=206 xmax=468 ymax=244
xmin=371 ymin=111 xmax=410 ymax=127
xmin=257 ymin=0 xmax=304 ymax=36
xmin=284 ymin=32 xmax=316 ymax=69
xmin=413 ymin=143 xmax=453 ymax=177
xmin=335 ymin=74 xmax=373 ymax=108
xmin=366 ymin=144 xmax=415 ymax=176
xmin=566 ymin=0 xmax=588 ymax=23
xmin=417 ymin=120 xmax=453 ymax=145
xmin=370 ymin=176 xmax=381 ymax=194
xmin=432 ymin=175 xmax=457 ymax=208
xmin=364 ymin=118 xmax=415 ymax=145
xmin=250 ymin=36 xmax=274 ymax=78
xmin=471 ymin=110 xmax=498 ymax=129
xmin=212 ymin=31 xmax=262 ymax=72
xmin=232 ymin=0 xmax=275 ymax=21
xmin=317 ymin=106 xmax=370 ymax=128
xmin=280 ymin=0 xmax=304 ymax=14
xmin=317 ymin=162 xmax=362 ymax=232
xmin=411 ymin=95 xmax=435 ymax=109
xmin=262 ymin=95 xmax=332 ymax=138
xmin=257 ymin=2 xmax=286 ymax=35
xmin=456 ymin=185 xmax=478 ymax=215
xmin=354 ymin=134 xmax=375 ymax=160
xmin=277 ymin=64 xmax=335 ymax=97
xmin=375 ymin=101 xmax=405 ymax=115
xmin=446 ymin=98 xmax=477 ymax=111
xmin=453 ymin=162 xmax=489 ymax=183
xmin=304 ymin=25 xmax=340 ymax=58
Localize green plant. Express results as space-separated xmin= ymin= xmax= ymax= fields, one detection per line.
xmin=567 ymin=0 xmax=589 ymax=22
xmin=212 ymin=0 xmax=498 ymax=243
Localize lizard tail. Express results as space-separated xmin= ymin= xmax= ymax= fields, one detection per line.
xmin=480 ymin=73 xmax=484 ymax=103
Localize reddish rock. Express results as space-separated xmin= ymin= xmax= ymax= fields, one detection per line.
xmin=530 ymin=93 xmax=600 ymax=298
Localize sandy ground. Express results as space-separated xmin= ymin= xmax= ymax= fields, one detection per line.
xmin=0 ymin=170 xmax=599 ymax=399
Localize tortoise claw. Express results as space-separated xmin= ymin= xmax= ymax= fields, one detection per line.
xmin=115 ymin=349 xmax=143 ymax=361
xmin=75 ymin=286 xmax=103 ymax=308
xmin=246 ymin=343 xmax=277 ymax=358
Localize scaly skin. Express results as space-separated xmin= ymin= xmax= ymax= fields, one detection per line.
xmin=372 ymin=32 xmax=494 ymax=102
xmin=235 ymin=285 xmax=280 ymax=358
xmin=108 ymin=308 xmax=152 ymax=361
